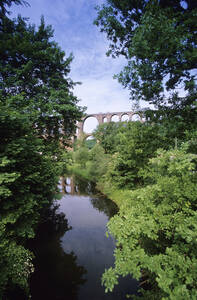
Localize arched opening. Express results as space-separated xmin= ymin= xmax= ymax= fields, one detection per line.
xmin=76 ymin=127 xmax=79 ymax=135
xmin=111 ymin=115 xmax=119 ymax=122
xmin=66 ymin=177 xmax=71 ymax=185
xmin=121 ymin=114 xmax=129 ymax=122
xmin=132 ymin=114 xmax=141 ymax=121
xmin=65 ymin=185 xmax=71 ymax=193
xmin=103 ymin=117 xmax=107 ymax=123
xmin=83 ymin=116 xmax=99 ymax=134
xmin=84 ymin=136 xmax=97 ymax=150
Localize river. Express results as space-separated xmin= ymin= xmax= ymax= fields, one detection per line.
xmin=28 ymin=176 xmax=138 ymax=300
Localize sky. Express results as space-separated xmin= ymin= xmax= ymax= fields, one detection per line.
xmin=11 ymin=0 xmax=143 ymax=132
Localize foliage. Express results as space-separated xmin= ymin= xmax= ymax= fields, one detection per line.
xmin=93 ymin=121 xmax=125 ymax=154
xmin=70 ymin=122 xmax=197 ymax=300
xmin=58 ymin=150 xmax=73 ymax=176
xmin=73 ymin=146 xmax=89 ymax=169
xmin=84 ymin=138 xmax=97 ymax=150
xmin=105 ymin=121 xmax=169 ymax=189
xmin=102 ymin=148 xmax=197 ymax=299
xmin=0 ymin=1 xmax=84 ymax=296
xmin=0 ymin=109 xmax=59 ymax=296
xmin=94 ymin=0 xmax=197 ymax=110
xmin=184 ymin=129 xmax=197 ymax=154
xmin=0 ymin=0 xmax=29 ymax=17
xmin=0 ymin=12 xmax=84 ymax=149
xmin=71 ymin=140 xmax=110 ymax=183
xmin=144 ymin=104 xmax=197 ymax=146
xmin=87 ymin=144 xmax=110 ymax=181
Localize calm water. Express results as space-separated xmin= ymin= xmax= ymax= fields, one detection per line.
xmin=28 ymin=177 xmax=138 ymax=300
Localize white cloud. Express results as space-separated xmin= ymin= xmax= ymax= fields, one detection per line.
xmin=11 ymin=0 xmax=148 ymax=132
xmin=73 ymin=75 xmax=132 ymax=114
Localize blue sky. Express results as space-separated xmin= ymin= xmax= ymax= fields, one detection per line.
xmin=11 ymin=0 xmax=133 ymax=119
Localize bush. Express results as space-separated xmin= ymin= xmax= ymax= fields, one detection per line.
xmin=102 ymin=148 xmax=197 ymax=299
xmin=0 ymin=109 xmax=58 ymax=296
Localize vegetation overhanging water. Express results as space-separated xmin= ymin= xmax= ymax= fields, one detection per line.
xmin=26 ymin=176 xmax=138 ymax=300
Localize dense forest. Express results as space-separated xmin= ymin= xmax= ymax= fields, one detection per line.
xmin=69 ymin=0 xmax=197 ymax=299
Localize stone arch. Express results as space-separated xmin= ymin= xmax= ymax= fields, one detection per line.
xmin=83 ymin=116 xmax=99 ymax=134
xmin=131 ymin=114 xmax=141 ymax=121
xmin=76 ymin=110 xmax=146 ymax=139
xmin=121 ymin=113 xmax=129 ymax=122
xmin=111 ymin=114 xmax=120 ymax=122
xmin=84 ymin=135 xmax=95 ymax=140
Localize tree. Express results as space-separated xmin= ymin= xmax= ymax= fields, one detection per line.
xmin=0 ymin=108 xmax=59 ymax=296
xmin=105 ymin=121 xmax=168 ymax=189
xmin=87 ymin=144 xmax=110 ymax=181
xmin=0 ymin=0 xmax=29 ymax=18
xmin=0 ymin=1 xmax=84 ymax=296
xmin=102 ymin=147 xmax=197 ymax=299
xmin=94 ymin=0 xmax=197 ymax=110
xmin=0 ymin=12 xmax=84 ymax=150
xmin=93 ymin=122 xmax=125 ymax=154
xmin=73 ymin=146 xmax=89 ymax=169
xmin=84 ymin=138 xmax=97 ymax=150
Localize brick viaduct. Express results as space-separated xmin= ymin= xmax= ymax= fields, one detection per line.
xmin=76 ymin=110 xmax=144 ymax=139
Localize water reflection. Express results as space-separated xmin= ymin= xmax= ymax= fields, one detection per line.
xmin=62 ymin=176 xmax=118 ymax=219
xmin=28 ymin=202 xmax=87 ymax=300
xmin=59 ymin=177 xmax=138 ymax=300
xmin=7 ymin=179 xmax=138 ymax=300
xmin=61 ymin=176 xmax=96 ymax=196
xmin=91 ymin=196 xmax=118 ymax=219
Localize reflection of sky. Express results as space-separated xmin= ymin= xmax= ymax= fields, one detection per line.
xmin=60 ymin=195 xmax=109 ymax=228
xmin=60 ymin=195 xmax=115 ymax=274
xmin=59 ymin=194 xmax=138 ymax=300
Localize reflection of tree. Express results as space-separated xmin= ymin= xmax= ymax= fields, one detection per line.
xmin=90 ymin=197 xmax=118 ymax=219
xmin=63 ymin=175 xmax=118 ymax=219
xmin=71 ymin=175 xmax=96 ymax=196
xmin=71 ymin=176 xmax=119 ymax=218
xmin=28 ymin=202 xmax=87 ymax=300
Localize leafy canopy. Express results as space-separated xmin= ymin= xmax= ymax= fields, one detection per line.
xmin=0 ymin=108 xmax=59 ymax=295
xmin=95 ymin=0 xmax=197 ymax=109
xmin=0 ymin=0 xmax=29 ymax=17
xmin=0 ymin=0 xmax=84 ymax=296
xmin=93 ymin=122 xmax=126 ymax=154
xmin=0 ymin=12 xmax=84 ymax=147
xmin=97 ymin=121 xmax=169 ymax=189
xmin=103 ymin=147 xmax=197 ymax=299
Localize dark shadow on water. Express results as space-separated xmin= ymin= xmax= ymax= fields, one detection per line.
xmin=60 ymin=176 xmax=139 ymax=299
xmin=6 ymin=178 xmax=139 ymax=300
xmin=28 ymin=202 xmax=87 ymax=300
xmin=90 ymin=196 xmax=118 ymax=219
xmin=66 ymin=175 xmax=119 ymax=219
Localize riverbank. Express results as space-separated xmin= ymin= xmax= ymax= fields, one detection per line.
xmin=96 ymin=181 xmax=133 ymax=209
xmin=69 ymin=165 xmax=132 ymax=209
